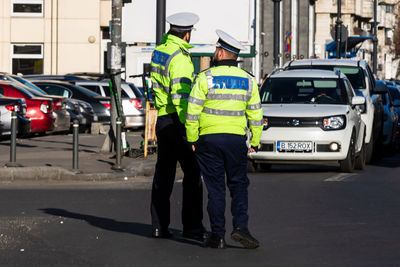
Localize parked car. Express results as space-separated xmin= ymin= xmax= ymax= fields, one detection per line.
xmin=376 ymin=81 xmax=398 ymax=153
xmin=1 ymin=73 xmax=71 ymax=133
xmin=0 ymin=95 xmax=31 ymax=137
xmin=0 ymin=81 xmax=55 ymax=133
xmin=284 ymin=59 xmax=385 ymax=163
xmin=248 ymin=69 xmax=366 ymax=173
xmin=30 ymin=80 xmax=110 ymax=124
xmin=65 ymin=99 xmax=95 ymax=132
xmin=73 ymin=80 xmax=145 ymax=128
xmin=386 ymin=84 xmax=400 ymax=150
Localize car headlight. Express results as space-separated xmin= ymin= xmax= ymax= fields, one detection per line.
xmin=322 ymin=115 xmax=346 ymax=130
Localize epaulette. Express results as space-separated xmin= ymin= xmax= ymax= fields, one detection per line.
xmin=243 ymin=69 xmax=255 ymax=77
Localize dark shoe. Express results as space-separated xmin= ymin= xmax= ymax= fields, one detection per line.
xmin=231 ymin=228 xmax=259 ymax=249
xmin=152 ymin=228 xmax=173 ymax=239
xmin=182 ymin=227 xmax=210 ymax=241
xmin=203 ymin=234 xmax=226 ymax=249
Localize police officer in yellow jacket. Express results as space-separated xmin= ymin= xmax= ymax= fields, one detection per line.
xmin=186 ymin=30 xmax=263 ymax=249
xmin=150 ymin=12 xmax=204 ymax=239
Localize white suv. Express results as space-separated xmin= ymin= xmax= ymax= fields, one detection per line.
xmin=248 ymin=69 xmax=366 ymax=172
xmin=284 ymin=59 xmax=385 ymax=163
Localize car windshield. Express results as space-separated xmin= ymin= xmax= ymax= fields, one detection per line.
xmin=261 ymin=77 xmax=348 ymax=104
xmin=69 ymin=84 xmax=101 ymax=97
xmin=287 ymin=65 xmax=366 ymax=90
xmin=388 ymin=87 xmax=400 ymax=106
xmin=11 ymin=76 xmax=49 ymax=95
xmin=128 ymin=83 xmax=144 ymax=98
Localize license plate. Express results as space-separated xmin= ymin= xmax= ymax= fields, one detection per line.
xmin=277 ymin=141 xmax=312 ymax=152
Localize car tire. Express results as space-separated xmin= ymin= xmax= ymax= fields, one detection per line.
xmin=340 ymin=132 xmax=356 ymax=173
xmin=259 ymin=163 xmax=271 ymax=171
xmin=365 ymin=131 xmax=374 ymax=164
xmin=355 ymin=134 xmax=366 ymax=170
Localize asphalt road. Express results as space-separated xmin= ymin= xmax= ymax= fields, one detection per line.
xmin=0 ymin=153 xmax=400 ymax=266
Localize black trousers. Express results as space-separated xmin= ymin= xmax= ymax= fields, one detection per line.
xmin=195 ymin=134 xmax=249 ymax=237
xmin=151 ymin=113 xmax=203 ymax=230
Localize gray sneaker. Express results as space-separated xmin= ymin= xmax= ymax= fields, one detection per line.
xmin=231 ymin=228 xmax=260 ymax=249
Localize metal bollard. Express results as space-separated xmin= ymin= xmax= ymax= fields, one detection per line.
xmin=72 ymin=119 xmax=80 ymax=172
xmin=5 ymin=111 xmax=22 ymax=167
xmin=112 ymin=117 xmax=124 ymax=171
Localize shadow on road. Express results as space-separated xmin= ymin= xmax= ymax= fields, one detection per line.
xmin=39 ymin=208 xmax=204 ymax=247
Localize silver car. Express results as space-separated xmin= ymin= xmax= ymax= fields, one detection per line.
xmin=73 ymin=80 xmax=146 ymax=128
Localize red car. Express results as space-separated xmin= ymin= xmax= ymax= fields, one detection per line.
xmin=0 ymin=81 xmax=55 ymax=133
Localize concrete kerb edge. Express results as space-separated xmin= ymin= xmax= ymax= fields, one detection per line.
xmin=0 ymin=160 xmax=158 ymax=181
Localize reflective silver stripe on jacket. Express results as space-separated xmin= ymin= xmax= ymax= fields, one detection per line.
xmin=203 ymin=107 xmax=245 ymax=117
xmin=152 ymin=81 xmax=171 ymax=93
xmin=186 ymin=113 xmax=201 ymax=121
xmin=246 ymin=74 xmax=254 ymax=98
xmin=248 ymin=119 xmax=263 ymax=126
xmin=171 ymin=77 xmax=192 ymax=86
xmin=205 ymin=70 xmax=214 ymax=95
xmin=188 ymin=96 xmax=205 ymax=106
xmin=207 ymin=93 xmax=250 ymax=102
xmin=246 ymin=102 xmax=261 ymax=110
xmin=171 ymin=93 xmax=189 ymax=100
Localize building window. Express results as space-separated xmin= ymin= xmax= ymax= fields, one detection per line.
xmin=11 ymin=44 xmax=43 ymax=75
xmin=11 ymin=0 xmax=44 ymax=17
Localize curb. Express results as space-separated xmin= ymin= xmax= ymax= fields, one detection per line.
xmin=0 ymin=160 xmax=158 ymax=181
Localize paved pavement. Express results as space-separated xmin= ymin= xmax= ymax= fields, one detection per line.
xmin=0 ymin=131 xmax=162 ymax=181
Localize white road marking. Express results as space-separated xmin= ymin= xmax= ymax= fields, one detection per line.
xmin=324 ymin=173 xmax=359 ymax=182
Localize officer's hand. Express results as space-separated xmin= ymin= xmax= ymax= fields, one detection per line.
xmin=192 ymin=145 xmax=196 ymax=152
xmin=248 ymin=145 xmax=260 ymax=153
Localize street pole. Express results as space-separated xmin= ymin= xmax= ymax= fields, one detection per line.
xmin=273 ymin=0 xmax=281 ymax=69
xmin=335 ymin=0 xmax=342 ymax=59
xmin=156 ymin=0 xmax=166 ymax=45
xmin=101 ymin=0 xmax=123 ymax=155
xmin=372 ymin=0 xmax=378 ymax=74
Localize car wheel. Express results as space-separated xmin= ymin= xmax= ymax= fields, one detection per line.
xmin=355 ymin=133 xmax=366 ymax=170
xmin=259 ymin=163 xmax=271 ymax=172
xmin=365 ymin=131 xmax=374 ymax=164
xmin=340 ymin=132 xmax=356 ymax=173
xmin=247 ymin=160 xmax=258 ymax=173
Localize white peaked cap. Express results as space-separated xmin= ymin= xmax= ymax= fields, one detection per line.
xmin=216 ymin=29 xmax=247 ymax=54
xmin=166 ymin=12 xmax=199 ymax=30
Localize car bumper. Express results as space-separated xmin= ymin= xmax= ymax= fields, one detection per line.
xmin=124 ymin=114 xmax=145 ymax=128
xmin=30 ymin=114 xmax=55 ymax=133
xmin=248 ymin=127 xmax=351 ymax=162
xmin=52 ymin=110 xmax=71 ymax=132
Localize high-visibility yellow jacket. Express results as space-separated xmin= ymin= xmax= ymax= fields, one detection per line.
xmin=185 ymin=64 xmax=263 ymax=147
xmin=150 ymin=34 xmax=194 ymax=124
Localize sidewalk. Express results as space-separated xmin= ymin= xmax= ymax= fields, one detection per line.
xmin=0 ymin=131 xmax=161 ymax=181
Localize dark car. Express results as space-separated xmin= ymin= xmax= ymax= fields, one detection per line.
xmin=0 ymin=81 xmax=55 ymax=133
xmin=31 ymin=80 xmax=111 ymax=124
xmin=0 ymin=95 xmax=31 ymax=137
xmin=387 ymin=85 xmax=400 ymax=150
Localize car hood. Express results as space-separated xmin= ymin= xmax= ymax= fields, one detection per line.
xmin=262 ymin=104 xmax=350 ymax=117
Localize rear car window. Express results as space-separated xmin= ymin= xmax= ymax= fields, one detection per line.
xmin=103 ymin=86 xmax=130 ymax=98
xmin=287 ymin=65 xmax=366 ymax=90
xmin=261 ymin=77 xmax=348 ymax=105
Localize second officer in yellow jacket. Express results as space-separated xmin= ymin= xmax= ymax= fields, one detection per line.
xmin=185 ymin=30 xmax=263 ymax=249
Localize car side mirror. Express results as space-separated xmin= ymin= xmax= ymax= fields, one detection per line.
xmin=352 ymin=96 xmax=365 ymax=105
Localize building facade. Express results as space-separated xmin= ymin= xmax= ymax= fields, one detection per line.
xmin=0 ymin=0 xmax=111 ymax=75
xmin=259 ymin=0 xmax=316 ymax=78
xmin=314 ymin=0 xmax=398 ymax=79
